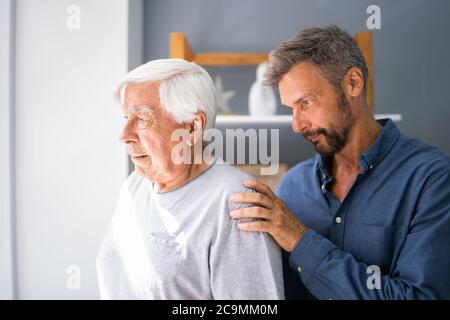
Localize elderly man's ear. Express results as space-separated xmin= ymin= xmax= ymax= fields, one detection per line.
xmin=187 ymin=111 xmax=207 ymax=146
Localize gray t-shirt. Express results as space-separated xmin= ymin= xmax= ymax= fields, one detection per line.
xmin=96 ymin=160 xmax=284 ymax=299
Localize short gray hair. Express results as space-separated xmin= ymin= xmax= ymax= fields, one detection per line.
xmin=264 ymin=26 xmax=368 ymax=99
xmin=116 ymin=59 xmax=218 ymax=130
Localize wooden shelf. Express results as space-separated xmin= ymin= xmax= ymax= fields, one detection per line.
xmin=216 ymin=114 xmax=402 ymax=125
xmin=169 ymin=32 xmax=268 ymax=66
xmin=194 ymin=52 xmax=268 ymax=66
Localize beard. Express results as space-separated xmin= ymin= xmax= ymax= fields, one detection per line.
xmin=302 ymin=93 xmax=355 ymax=157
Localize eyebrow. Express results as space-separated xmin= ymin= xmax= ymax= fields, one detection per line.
xmin=292 ymin=91 xmax=321 ymax=105
xmin=127 ymin=105 xmax=155 ymax=115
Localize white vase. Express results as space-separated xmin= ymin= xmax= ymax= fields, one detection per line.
xmin=249 ymin=62 xmax=277 ymax=116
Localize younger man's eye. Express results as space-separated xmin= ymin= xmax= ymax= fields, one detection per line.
xmin=301 ymin=99 xmax=312 ymax=109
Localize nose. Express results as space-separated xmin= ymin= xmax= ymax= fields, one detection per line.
xmin=291 ymin=108 xmax=308 ymax=134
xmin=120 ymin=120 xmax=138 ymax=144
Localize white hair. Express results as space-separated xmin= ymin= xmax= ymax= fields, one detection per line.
xmin=115 ymin=58 xmax=217 ymax=130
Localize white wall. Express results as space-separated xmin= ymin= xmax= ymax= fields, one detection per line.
xmin=0 ymin=0 xmax=16 ymax=300
xmin=14 ymin=0 xmax=130 ymax=299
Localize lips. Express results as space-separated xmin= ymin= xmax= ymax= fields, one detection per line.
xmin=130 ymin=154 xmax=148 ymax=159
xmin=306 ymin=133 xmax=319 ymax=140
xmin=305 ymin=133 xmax=321 ymax=145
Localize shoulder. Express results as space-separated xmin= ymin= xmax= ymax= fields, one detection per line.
xmin=207 ymin=161 xmax=256 ymax=212
xmin=397 ymin=134 xmax=450 ymax=175
xmin=206 ymin=160 xmax=255 ymax=195
xmin=208 ymin=163 xmax=282 ymax=257
xmin=203 ymin=161 xmax=258 ymax=227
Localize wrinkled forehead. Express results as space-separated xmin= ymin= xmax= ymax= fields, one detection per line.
xmin=123 ymin=81 xmax=161 ymax=113
xmin=279 ymin=63 xmax=330 ymax=105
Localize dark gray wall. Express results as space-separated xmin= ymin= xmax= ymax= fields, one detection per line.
xmin=140 ymin=0 xmax=450 ymax=166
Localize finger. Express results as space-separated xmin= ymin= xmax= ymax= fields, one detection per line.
xmin=230 ymin=192 xmax=273 ymax=209
xmin=243 ymin=179 xmax=276 ymax=201
xmin=230 ymin=206 xmax=271 ymax=220
xmin=237 ymin=220 xmax=271 ymax=233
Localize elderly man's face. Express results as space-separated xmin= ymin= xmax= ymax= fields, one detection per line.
xmin=120 ymin=82 xmax=187 ymax=182
xmin=279 ymin=62 xmax=355 ymax=157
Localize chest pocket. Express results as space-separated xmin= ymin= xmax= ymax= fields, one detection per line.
xmin=144 ymin=233 xmax=183 ymax=288
xmin=349 ymin=224 xmax=407 ymax=274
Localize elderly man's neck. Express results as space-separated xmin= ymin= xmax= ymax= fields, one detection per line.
xmin=154 ymin=155 xmax=214 ymax=193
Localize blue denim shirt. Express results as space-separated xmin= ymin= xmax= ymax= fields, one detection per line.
xmin=276 ymin=119 xmax=450 ymax=299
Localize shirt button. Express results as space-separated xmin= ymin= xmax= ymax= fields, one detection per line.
xmin=321 ymin=184 xmax=326 ymax=192
xmin=297 ymin=266 xmax=302 ymax=273
xmin=369 ymin=165 xmax=374 ymax=170
xmin=335 ymin=217 xmax=342 ymax=224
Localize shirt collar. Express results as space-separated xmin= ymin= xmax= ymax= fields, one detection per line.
xmin=317 ymin=118 xmax=401 ymax=181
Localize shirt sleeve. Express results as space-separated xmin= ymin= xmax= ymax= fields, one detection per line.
xmin=289 ymin=170 xmax=450 ymax=300
xmin=209 ymin=199 xmax=285 ymax=300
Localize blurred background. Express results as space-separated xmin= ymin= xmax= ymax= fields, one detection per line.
xmin=1 ymin=0 xmax=449 ymax=299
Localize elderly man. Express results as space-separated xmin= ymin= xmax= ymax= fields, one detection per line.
xmin=96 ymin=59 xmax=284 ymax=299
xmin=230 ymin=26 xmax=450 ymax=299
